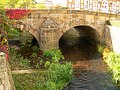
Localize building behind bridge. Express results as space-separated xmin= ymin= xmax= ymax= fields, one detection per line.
xmin=39 ymin=0 xmax=120 ymax=14
xmin=67 ymin=0 xmax=120 ymax=14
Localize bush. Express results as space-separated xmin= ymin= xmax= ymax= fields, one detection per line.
xmin=105 ymin=52 xmax=120 ymax=84
xmin=45 ymin=62 xmax=73 ymax=90
xmin=50 ymin=62 xmax=73 ymax=82
xmin=43 ymin=48 xmax=73 ymax=89
xmin=44 ymin=48 xmax=64 ymax=63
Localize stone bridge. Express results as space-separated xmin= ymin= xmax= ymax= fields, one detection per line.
xmin=13 ymin=10 xmax=120 ymax=50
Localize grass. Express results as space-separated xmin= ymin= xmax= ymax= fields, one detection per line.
xmin=12 ymin=72 xmax=46 ymax=90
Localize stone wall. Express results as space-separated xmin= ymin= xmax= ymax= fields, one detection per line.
xmin=103 ymin=25 xmax=113 ymax=50
xmin=0 ymin=52 xmax=15 ymax=90
xmin=14 ymin=10 xmax=120 ymax=50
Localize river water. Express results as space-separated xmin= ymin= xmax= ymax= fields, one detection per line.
xmin=59 ymin=36 xmax=120 ymax=90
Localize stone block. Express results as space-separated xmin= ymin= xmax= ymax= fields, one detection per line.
xmin=0 ymin=85 xmax=3 ymax=90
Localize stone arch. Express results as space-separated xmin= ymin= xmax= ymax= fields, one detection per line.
xmin=58 ymin=25 xmax=101 ymax=59
xmin=44 ymin=17 xmax=101 ymax=50
xmin=58 ymin=25 xmax=100 ymax=48
xmin=13 ymin=21 xmax=40 ymax=46
xmin=58 ymin=17 xmax=94 ymax=39
xmin=74 ymin=25 xmax=100 ymax=41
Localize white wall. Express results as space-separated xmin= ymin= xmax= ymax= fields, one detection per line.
xmin=109 ymin=26 xmax=120 ymax=53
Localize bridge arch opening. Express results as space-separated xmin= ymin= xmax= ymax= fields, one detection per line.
xmin=19 ymin=31 xmax=39 ymax=48
xmin=59 ymin=25 xmax=100 ymax=61
xmin=8 ymin=28 xmax=40 ymax=56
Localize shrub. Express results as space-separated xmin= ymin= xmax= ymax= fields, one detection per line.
xmin=43 ymin=48 xmax=73 ymax=89
xmin=45 ymin=62 xmax=73 ymax=90
xmin=43 ymin=48 xmax=64 ymax=63
xmin=49 ymin=62 xmax=73 ymax=82
xmin=105 ymin=52 xmax=120 ymax=84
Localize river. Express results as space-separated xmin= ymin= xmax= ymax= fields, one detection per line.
xmin=59 ymin=36 xmax=120 ymax=90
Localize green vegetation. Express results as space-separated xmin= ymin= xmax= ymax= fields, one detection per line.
xmin=105 ymin=52 xmax=120 ymax=84
xmin=13 ymin=72 xmax=46 ymax=90
xmin=44 ymin=62 xmax=73 ymax=90
xmin=44 ymin=48 xmax=64 ymax=63
xmin=0 ymin=0 xmax=46 ymax=9
xmin=0 ymin=8 xmax=12 ymax=33
xmin=97 ymin=44 xmax=120 ymax=85
xmin=98 ymin=44 xmax=120 ymax=85
xmin=9 ymin=48 xmax=31 ymax=70
xmin=10 ymin=48 xmax=73 ymax=90
xmin=43 ymin=49 xmax=73 ymax=90
xmin=97 ymin=44 xmax=106 ymax=54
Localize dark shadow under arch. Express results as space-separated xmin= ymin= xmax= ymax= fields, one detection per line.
xmin=59 ymin=25 xmax=101 ymax=61
xmin=31 ymin=36 xmax=39 ymax=47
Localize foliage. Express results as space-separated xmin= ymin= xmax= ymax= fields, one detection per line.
xmin=97 ymin=43 xmax=106 ymax=54
xmin=48 ymin=62 xmax=73 ymax=83
xmin=4 ymin=0 xmax=20 ymax=8
xmin=14 ymin=0 xmax=36 ymax=9
xmin=32 ymin=46 xmax=39 ymax=53
xmin=36 ymin=3 xmax=46 ymax=9
xmin=12 ymin=72 xmax=46 ymax=90
xmin=30 ymin=52 xmax=44 ymax=69
xmin=0 ymin=0 xmax=35 ymax=9
xmin=30 ymin=52 xmax=38 ymax=58
xmin=10 ymin=48 xmax=73 ymax=89
xmin=0 ymin=7 xmax=24 ymax=42
xmin=0 ymin=0 xmax=46 ymax=9
xmin=7 ymin=28 xmax=21 ymax=39
xmin=44 ymin=48 xmax=64 ymax=63
xmin=9 ymin=46 xmax=42 ymax=70
xmin=97 ymin=43 xmax=110 ymax=60
xmin=9 ymin=48 xmax=31 ymax=70
xmin=0 ymin=9 xmax=13 ymax=33
xmin=43 ymin=48 xmax=73 ymax=90
xmin=105 ymin=52 xmax=120 ymax=84
xmin=45 ymin=62 xmax=73 ymax=90
xmin=102 ymin=47 xmax=110 ymax=60
xmin=6 ymin=9 xmax=31 ymax=20
xmin=19 ymin=31 xmax=33 ymax=46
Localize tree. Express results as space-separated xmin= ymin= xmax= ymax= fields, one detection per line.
xmin=0 ymin=8 xmax=12 ymax=33
xmin=0 ymin=0 xmax=36 ymax=9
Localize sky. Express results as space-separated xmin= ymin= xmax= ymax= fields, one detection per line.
xmin=52 ymin=0 xmax=67 ymax=6
xmin=35 ymin=0 xmax=67 ymax=6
